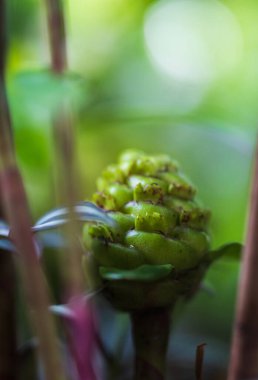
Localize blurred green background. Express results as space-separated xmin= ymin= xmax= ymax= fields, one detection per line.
xmin=6 ymin=0 xmax=257 ymax=378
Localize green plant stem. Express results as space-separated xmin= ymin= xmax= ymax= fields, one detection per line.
xmin=131 ymin=307 xmax=171 ymax=380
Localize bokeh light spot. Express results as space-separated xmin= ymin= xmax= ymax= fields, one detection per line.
xmin=144 ymin=0 xmax=243 ymax=84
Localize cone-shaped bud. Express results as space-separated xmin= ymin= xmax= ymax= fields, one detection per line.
xmin=83 ymin=150 xmax=214 ymax=310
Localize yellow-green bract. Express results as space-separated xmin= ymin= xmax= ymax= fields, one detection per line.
xmin=82 ymin=150 xmax=239 ymax=310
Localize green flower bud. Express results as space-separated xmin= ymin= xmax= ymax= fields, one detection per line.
xmin=83 ymin=150 xmax=216 ymax=310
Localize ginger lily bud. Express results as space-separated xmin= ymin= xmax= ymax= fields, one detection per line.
xmin=83 ymin=150 xmax=242 ymax=380
xmin=83 ymin=150 xmax=238 ymax=311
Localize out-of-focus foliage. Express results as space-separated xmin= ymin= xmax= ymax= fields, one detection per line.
xmin=6 ymin=0 xmax=257 ymax=378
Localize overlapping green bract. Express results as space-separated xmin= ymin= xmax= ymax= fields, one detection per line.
xmin=83 ymin=150 xmax=213 ymax=310
xmin=84 ymin=150 xmax=210 ymax=267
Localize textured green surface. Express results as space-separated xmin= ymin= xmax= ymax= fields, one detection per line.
xmin=84 ymin=150 xmax=210 ymax=267
xmin=82 ymin=150 xmax=242 ymax=311
xmin=83 ymin=150 xmax=215 ymax=310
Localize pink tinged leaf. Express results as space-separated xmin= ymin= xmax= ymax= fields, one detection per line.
xmin=51 ymin=297 xmax=99 ymax=380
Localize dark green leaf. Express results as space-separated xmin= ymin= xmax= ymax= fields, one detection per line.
xmin=99 ymin=264 xmax=173 ymax=282
xmin=207 ymin=242 xmax=243 ymax=262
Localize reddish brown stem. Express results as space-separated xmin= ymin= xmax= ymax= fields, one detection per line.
xmin=45 ymin=0 xmax=67 ymax=73
xmin=44 ymin=0 xmax=84 ymax=296
xmin=0 ymin=2 xmax=65 ymax=379
xmin=1 ymin=169 xmax=67 ymax=380
xmin=0 ymin=0 xmax=13 ymax=164
xmin=44 ymin=2 xmax=98 ymax=379
xmin=0 ymin=4 xmax=16 ymax=376
xmin=227 ymin=140 xmax=258 ymax=379
xmin=195 ymin=343 xmax=206 ymax=380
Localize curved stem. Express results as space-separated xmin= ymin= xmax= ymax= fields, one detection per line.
xmin=131 ymin=307 xmax=171 ymax=380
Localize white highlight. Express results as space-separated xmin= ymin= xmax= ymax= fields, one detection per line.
xmin=144 ymin=0 xmax=243 ymax=84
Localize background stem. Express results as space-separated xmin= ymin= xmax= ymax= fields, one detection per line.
xmin=0 ymin=2 xmax=16 ymax=366
xmin=131 ymin=308 xmax=171 ymax=380
xmin=44 ymin=1 xmax=98 ymax=379
xmin=0 ymin=248 xmax=16 ymax=380
xmin=227 ymin=140 xmax=258 ymax=379
xmin=0 ymin=1 xmax=65 ymax=379
xmin=45 ymin=0 xmax=67 ymax=72
xmin=44 ymin=0 xmax=84 ymax=296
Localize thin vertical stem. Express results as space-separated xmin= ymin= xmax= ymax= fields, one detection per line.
xmin=131 ymin=308 xmax=171 ymax=380
xmin=228 ymin=140 xmax=258 ymax=379
xmin=0 ymin=2 xmax=16 ymax=378
xmin=0 ymin=248 xmax=16 ymax=380
xmin=0 ymin=0 xmax=14 ymax=163
xmin=45 ymin=0 xmax=67 ymax=73
xmin=44 ymin=1 xmax=97 ymax=379
xmin=195 ymin=343 xmax=206 ymax=380
xmin=44 ymin=0 xmax=84 ymax=296
xmin=0 ymin=2 xmax=65 ymax=380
